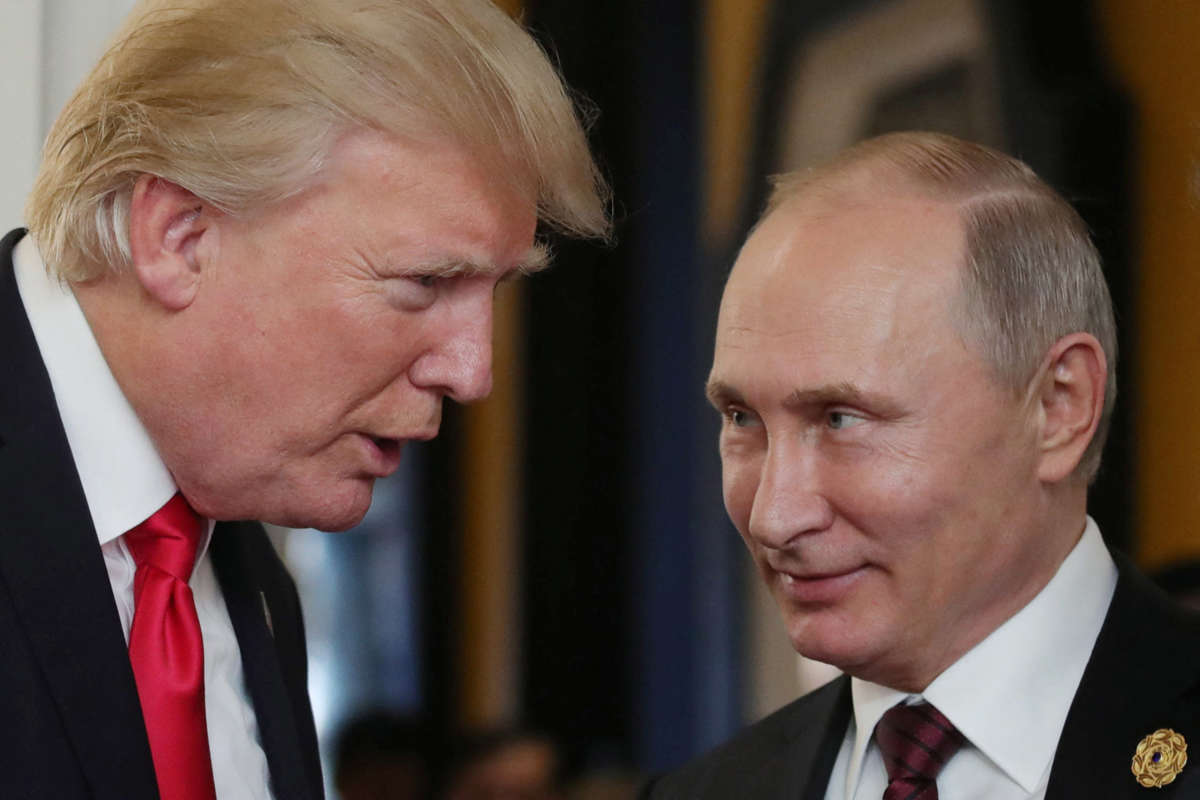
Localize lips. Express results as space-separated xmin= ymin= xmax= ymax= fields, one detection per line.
xmin=372 ymin=435 xmax=401 ymax=458
xmin=769 ymin=561 xmax=868 ymax=605
xmin=360 ymin=434 xmax=404 ymax=477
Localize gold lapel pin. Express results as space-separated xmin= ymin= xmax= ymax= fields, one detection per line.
xmin=1132 ymin=728 xmax=1187 ymax=788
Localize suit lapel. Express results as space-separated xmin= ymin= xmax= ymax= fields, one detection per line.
xmin=796 ymin=677 xmax=852 ymax=800
xmin=1047 ymin=556 xmax=1200 ymax=798
xmin=0 ymin=229 xmax=159 ymax=799
xmin=738 ymin=677 xmax=851 ymax=800
xmin=211 ymin=523 xmax=317 ymax=800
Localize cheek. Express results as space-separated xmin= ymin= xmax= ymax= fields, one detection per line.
xmin=720 ymin=453 xmax=759 ymax=533
xmin=834 ymin=435 xmax=950 ymax=520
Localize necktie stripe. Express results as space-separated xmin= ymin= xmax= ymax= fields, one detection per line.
xmin=879 ymin=735 xmax=940 ymax=776
xmin=876 ymin=701 xmax=966 ymax=800
xmin=879 ymin=722 xmax=947 ymax=763
xmin=910 ymin=706 xmax=951 ymax=730
xmin=903 ymin=784 xmax=934 ymax=800
xmin=884 ymin=752 xmax=928 ymax=778
xmin=877 ymin=729 xmax=943 ymax=777
xmin=910 ymin=706 xmax=964 ymax=744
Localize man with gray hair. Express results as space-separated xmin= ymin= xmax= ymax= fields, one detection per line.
xmin=0 ymin=1 xmax=608 ymax=798
xmin=645 ymin=132 xmax=1200 ymax=799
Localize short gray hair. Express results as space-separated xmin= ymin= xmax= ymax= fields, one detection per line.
xmin=27 ymin=0 xmax=611 ymax=281
xmin=768 ymin=131 xmax=1116 ymax=482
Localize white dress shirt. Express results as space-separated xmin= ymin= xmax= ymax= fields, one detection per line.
xmin=13 ymin=234 xmax=276 ymax=800
xmin=825 ymin=516 xmax=1118 ymax=800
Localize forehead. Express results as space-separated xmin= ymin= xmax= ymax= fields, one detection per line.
xmin=713 ymin=193 xmax=971 ymax=386
xmin=304 ymin=128 xmax=540 ymax=270
xmin=740 ymin=191 xmax=962 ymax=298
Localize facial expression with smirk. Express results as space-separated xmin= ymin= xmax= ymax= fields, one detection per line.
xmin=706 ymin=191 xmax=1067 ymax=691
xmin=130 ymin=129 xmax=540 ymax=532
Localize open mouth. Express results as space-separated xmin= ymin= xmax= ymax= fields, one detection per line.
xmin=371 ymin=436 xmax=402 ymax=460
xmin=360 ymin=434 xmax=405 ymax=477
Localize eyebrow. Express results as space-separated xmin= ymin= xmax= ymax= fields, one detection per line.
xmin=783 ymin=383 xmax=874 ymax=411
xmin=511 ymin=241 xmax=550 ymax=276
xmin=785 ymin=383 xmax=906 ymax=419
xmin=705 ymin=379 xmax=904 ymax=418
xmin=704 ymin=379 xmax=743 ymax=409
xmin=406 ymin=241 xmax=550 ymax=280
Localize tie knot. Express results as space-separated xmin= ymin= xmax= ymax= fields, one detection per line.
xmin=125 ymin=493 xmax=205 ymax=582
xmin=876 ymin=701 xmax=965 ymax=796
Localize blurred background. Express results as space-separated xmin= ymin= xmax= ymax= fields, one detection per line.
xmin=4 ymin=0 xmax=1200 ymax=797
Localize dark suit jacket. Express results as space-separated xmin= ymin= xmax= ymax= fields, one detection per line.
xmin=0 ymin=228 xmax=324 ymax=800
xmin=646 ymin=556 xmax=1200 ymax=799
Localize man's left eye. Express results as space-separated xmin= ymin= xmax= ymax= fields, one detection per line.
xmin=414 ymin=275 xmax=438 ymax=288
xmin=828 ymin=411 xmax=866 ymax=430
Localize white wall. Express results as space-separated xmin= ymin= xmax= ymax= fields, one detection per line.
xmin=0 ymin=0 xmax=136 ymax=228
xmin=0 ymin=3 xmax=44 ymax=227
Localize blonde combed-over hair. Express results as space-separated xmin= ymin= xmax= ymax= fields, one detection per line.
xmin=26 ymin=0 xmax=611 ymax=281
xmin=766 ymin=132 xmax=1117 ymax=483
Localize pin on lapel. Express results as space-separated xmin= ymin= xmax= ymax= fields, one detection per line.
xmin=259 ymin=590 xmax=274 ymax=638
xmin=1132 ymin=728 xmax=1187 ymax=788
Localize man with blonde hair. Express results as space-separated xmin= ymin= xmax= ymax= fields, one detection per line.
xmin=0 ymin=1 xmax=609 ymax=798
xmin=645 ymin=132 xmax=1200 ymax=798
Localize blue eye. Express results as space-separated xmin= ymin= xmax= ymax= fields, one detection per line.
xmin=828 ymin=411 xmax=865 ymax=430
xmin=726 ymin=407 xmax=759 ymax=428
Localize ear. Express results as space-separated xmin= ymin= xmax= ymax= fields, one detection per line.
xmin=1033 ymin=332 xmax=1107 ymax=483
xmin=127 ymin=175 xmax=208 ymax=310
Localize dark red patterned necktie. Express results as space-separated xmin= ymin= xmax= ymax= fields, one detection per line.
xmin=875 ymin=701 xmax=966 ymax=800
xmin=126 ymin=493 xmax=217 ymax=800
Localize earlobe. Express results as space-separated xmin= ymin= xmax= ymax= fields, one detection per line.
xmin=1035 ymin=333 xmax=1107 ymax=483
xmin=128 ymin=175 xmax=207 ymax=310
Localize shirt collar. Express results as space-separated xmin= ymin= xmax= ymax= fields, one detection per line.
xmin=844 ymin=517 xmax=1117 ymax=793
xmin=13 ymin=235 xmax=212 ymax=553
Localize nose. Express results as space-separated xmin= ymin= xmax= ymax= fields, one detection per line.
xmin=746 ymin=440 xmax=834 ymax=549
xmin=409 ymin=292 xmax=494 ymax=403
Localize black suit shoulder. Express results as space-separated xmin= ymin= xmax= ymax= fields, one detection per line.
xmin=0 ymin=231 xmax=323 ymax=798
xmin=648 ymin=557 xmax=1200 ymax=800
xmin=1046 ymin=555 xmax=1200 ymax=798
xmin=645 ymin=677 xmax=850 ymax=800
xmin=0 ymin=228 xmax=161 ymax=799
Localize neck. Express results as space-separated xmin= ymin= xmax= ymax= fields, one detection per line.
xmin=72 ymin=272 xmax=179 ymax=435
xmin=876 ymin=495 xmax=1090 ymax=693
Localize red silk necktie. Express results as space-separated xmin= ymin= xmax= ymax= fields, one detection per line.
xmin=126 ymin=493 xmax=217 ymax=800
xmin=875 ymin=701 xmax=966 ymax=800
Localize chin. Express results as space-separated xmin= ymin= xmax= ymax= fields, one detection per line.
xmin=309 ymin=509 xmax=370 ymax=533
xmin=274 ymin=493 xmax=373 ymax=532
xmin=785 ymin=612 xmax=878 ymax=674
xmin=203 ymin=479 xmax=375 ymax=532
